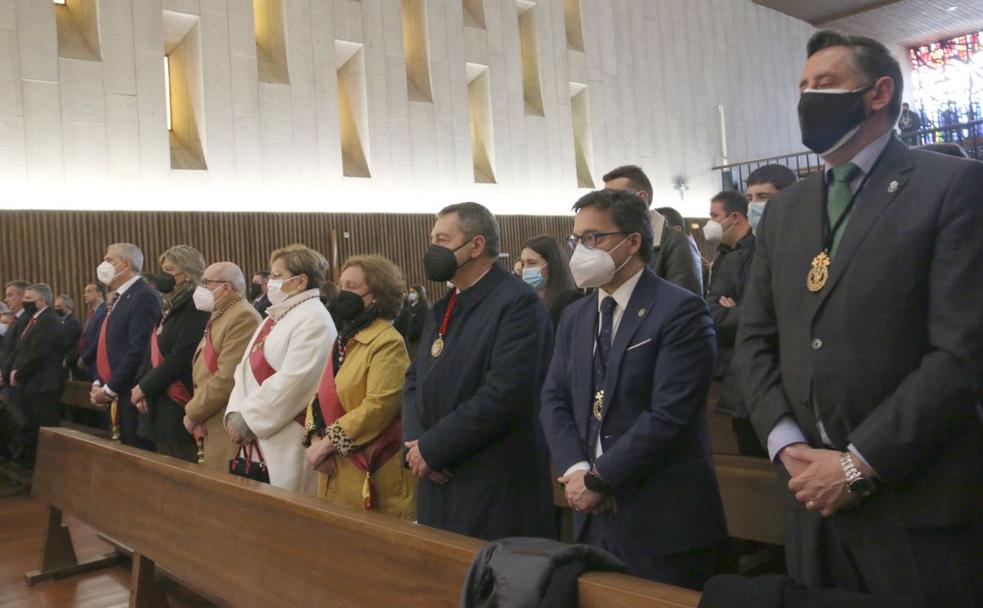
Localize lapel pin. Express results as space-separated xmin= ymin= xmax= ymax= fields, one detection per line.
xmin=637 ymin=308 xmax=646 ymax=318
xmin=888 ymin=180 xmax=899 ymax=193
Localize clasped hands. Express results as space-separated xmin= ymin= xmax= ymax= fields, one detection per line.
xmin=557 ymin=470 xmax=615 ymax=514
xmin=305 ymin=436 xmax=339 ymax=478
xmin=781 ymin=443 xmax=872 ymax=517
xmin=403 ymin=440 xmax=452 ymax=485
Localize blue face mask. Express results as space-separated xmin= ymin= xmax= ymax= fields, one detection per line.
xmin=522 ymin=265 xmax=547 ymax=290
xmin=748 ymin=202 xmax=766 ymax=233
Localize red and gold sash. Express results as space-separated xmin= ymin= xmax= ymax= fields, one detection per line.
xmin=249 ymin=316 xmax=306 ymax=426
xmin=150 ymin=328 xmax=193 ymax=406
xmin=316 ymin=342 xmax=403 ymax=510
xmin=203 ymin=326 xmax=220 ymax=375
xmin=96 ymin=313 xmax=112 ymax=383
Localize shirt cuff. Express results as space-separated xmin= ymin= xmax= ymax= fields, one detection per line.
xmin=767 ymin=415 xmax=808 ymax=463
xmin=847 ymin=444 xmax=878 ymax=478
xmin=563 ymin=461 xmax=591 ymax=478
xmin=103 ymin=385 xmax=117 ymax=398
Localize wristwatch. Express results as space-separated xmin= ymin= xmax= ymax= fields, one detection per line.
xmin=840 ymin=452 xmax=876 ymax=499
xmin=583 ymin=469 xmax=610 ymax=494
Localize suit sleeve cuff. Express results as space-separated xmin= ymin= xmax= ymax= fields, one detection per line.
xmin=563 ymin=461 xmax=591 ymax=478
xmin=767 ymin=415 xmax=807 ymax=463
xmin=847 ymin=444 xmax=878 ymax=478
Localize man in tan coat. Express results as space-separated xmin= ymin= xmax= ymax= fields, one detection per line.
xmin=183 ymin=262 xmax=261 ymax=472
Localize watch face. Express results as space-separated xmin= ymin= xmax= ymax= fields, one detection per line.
xmin=850 ymin=478 xmax=876 ymax=498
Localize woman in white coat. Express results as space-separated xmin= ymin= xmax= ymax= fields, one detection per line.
xmin=224 ymin=244 xmax=336 ymax=494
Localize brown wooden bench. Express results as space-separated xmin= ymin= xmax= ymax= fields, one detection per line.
xmin=30 ymin=428 xmax=701 ymax=607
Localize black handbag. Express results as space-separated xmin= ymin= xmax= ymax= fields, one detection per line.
xmin=228 ymin=442 xmax=270 ymax=484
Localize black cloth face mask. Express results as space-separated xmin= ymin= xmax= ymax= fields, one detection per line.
xmin=249 ymin=283 xmax=262 ymax=300
xmin=798 ymin=84 xmax=872 ymax=156
xmin=21 ymin=301 xmax=38 ymax=316
xmin=332 ymin=290 xmax=367 ymax=322
xmin=148 ymin=272 xmax=177 ymax=294
xmin=424 ymin=240 xmax=475 ymax=282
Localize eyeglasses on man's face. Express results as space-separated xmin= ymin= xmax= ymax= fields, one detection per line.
xmin=566 ymin=231 xmax=627 ymax=251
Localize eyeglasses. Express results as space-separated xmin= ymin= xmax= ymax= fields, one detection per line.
xmin=200 ymin=279 xmax=230 ymax=287
xmin=566 ymin=231 xmax=627 ymax=251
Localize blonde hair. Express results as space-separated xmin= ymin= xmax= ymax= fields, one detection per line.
xmin=160 ymin=245 xmax=206 ymax=285
xmin=270 ymin=244 xmax=329 ymax=289
xmin=342 ymin=255 xmax=405 ymax=320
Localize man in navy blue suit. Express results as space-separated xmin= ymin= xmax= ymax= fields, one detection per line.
xmin=88 ymin=243 xmax=160 ymax=450
xmin=541 ymin=189 xmax=727 ymax=589
xmin=76 ymin=283 xmax=108 ymax=382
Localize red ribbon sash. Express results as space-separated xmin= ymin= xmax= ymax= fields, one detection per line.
xmin=96 ymin=313 xmax=112 ymax=383
xmin=248 ymin=317 xmax=305 ymax=426
xmin=150 ymin=329 xmax=192 ymax=406
xmin=316 ymin=341 xmax=403 ymax=510
xmin=203 ymin=327 xmax=220 ymax=375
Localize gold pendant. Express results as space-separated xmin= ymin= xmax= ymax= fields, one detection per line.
xmin=807 ymin=251 xmax=830 ymax=292
xmin=431 ymin=336 xmax=444 ymax=358
xmin=592 ymin=390 xmax=604 ymax=421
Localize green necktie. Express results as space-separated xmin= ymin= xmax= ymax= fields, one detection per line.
xmin=827 ymin=162 xmax=862 ymax=257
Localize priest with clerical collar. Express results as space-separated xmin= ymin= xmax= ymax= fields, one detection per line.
xmin=403 ymin=202 xmax=555 ymax=541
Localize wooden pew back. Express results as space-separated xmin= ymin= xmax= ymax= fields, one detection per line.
xmin=33 ymin=428 xmax=699 ymax=608
xmin=714 ymin=454 xmax=783 ymax=546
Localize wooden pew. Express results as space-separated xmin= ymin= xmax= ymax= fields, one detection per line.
xmin=30 ymin=428 xmax=700 ymax=608
xmin=713 ymin=454 xmax=783 ymax=546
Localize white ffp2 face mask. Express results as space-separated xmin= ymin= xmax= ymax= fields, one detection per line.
xmin=568 ymin=237 xmax=630 ymax=289
xmin=193 ymin=285 xmax=216 ymax=312
xmin=97 ymin=261 xmax=120 ymax=285
xmin=702 ymin=220 xmax=724 ymax=242
xmin=266 ymin=275 xmax=301 ymax=305
xmin=748 ymin=203 xmax=766 ymax=233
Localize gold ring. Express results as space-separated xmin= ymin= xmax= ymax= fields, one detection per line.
xmin=806 ymin=500 xmax=816 ymax=510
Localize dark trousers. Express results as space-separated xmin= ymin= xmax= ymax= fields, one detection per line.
xmin=117 ymin=395 xmax=156 ymax=452
xmin=731 ymin=416 xmax=767 ymax=458
xmin=18 ymin=390 xmax=60 ymax=467
xmin=583 ymin=513 xmax=718 ymax=590
xmin=785 ymin=503 xmax=981 ymax=607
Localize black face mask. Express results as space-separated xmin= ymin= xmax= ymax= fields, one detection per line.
xmin=249 ymin=283 xmax=262 ymax=300
xmin=798 ymin=84 xmax=872 ymax=156
xmin=149 ymin=272 xmax=177 ymax=294
xmin=332 ymin=290 xmax=367 ymax=322
xmin=55 ymin=308 xmax=67 ymax=318
xmin=424 ymin=240 xmax=474 ymax=282
xmin=22 ymin=301 xmax=38 ymax=316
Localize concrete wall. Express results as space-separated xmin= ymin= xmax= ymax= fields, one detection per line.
xmin=0 ymin=0 xmax=814 ymax=216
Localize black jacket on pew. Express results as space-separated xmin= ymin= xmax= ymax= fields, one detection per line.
xmin=403 ymin=263 xmax=555 ymax=541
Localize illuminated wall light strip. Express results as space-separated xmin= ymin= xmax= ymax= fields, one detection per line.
xmin=53 ymin=0 xmax=67 ymax=5
xmin=164 ymin=55 xmax=172 ymax=132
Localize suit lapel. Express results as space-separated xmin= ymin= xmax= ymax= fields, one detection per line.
xmin=813 ymin=137 xmax=914 ymax=314
xmin=573 ymin=300 xmax=598 ymax=436
xmin=601 ymin=270 xmax=657 ymax=415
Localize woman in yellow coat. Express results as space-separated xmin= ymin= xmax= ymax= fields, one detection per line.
xmin=303 ymin=255 xmax=416 ymax=520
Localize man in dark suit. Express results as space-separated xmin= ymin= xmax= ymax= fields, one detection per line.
xmin=736 ymin=30 xmax=983 ymax=607
xmin=0 ymin=281 xmax=31 ymax=382
xmin=9 ymin=284 xmax=64 ymax=468
xmin=604 ymin=165 xmax=704 ymax=296
xmin=0 ymin=281 xmax=32 ymax=459
xmin=88 ymin=243 xmax=161 ymax=451
xmin=541 ymin=189 xmax=726 ymax=589
xmin=403 ymin=202 xmax=555 ymax=541
xmin=54 ymin=294 xmax=82 ymax=381
xmin=251 ymin=271 xmax=271 ymax=317
xmin=77 ymin=282 xmax=108 ymax=382
xmin=703 ymin=190 xmax=764 ymax=457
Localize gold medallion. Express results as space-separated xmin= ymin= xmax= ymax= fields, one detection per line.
xmin=807 ymin=251 xmax=830 ymax=292
xmin=592 ymin=390 xmax=605 ymax=421
xmin=431 ymin=336 xmax=445 ymax=358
